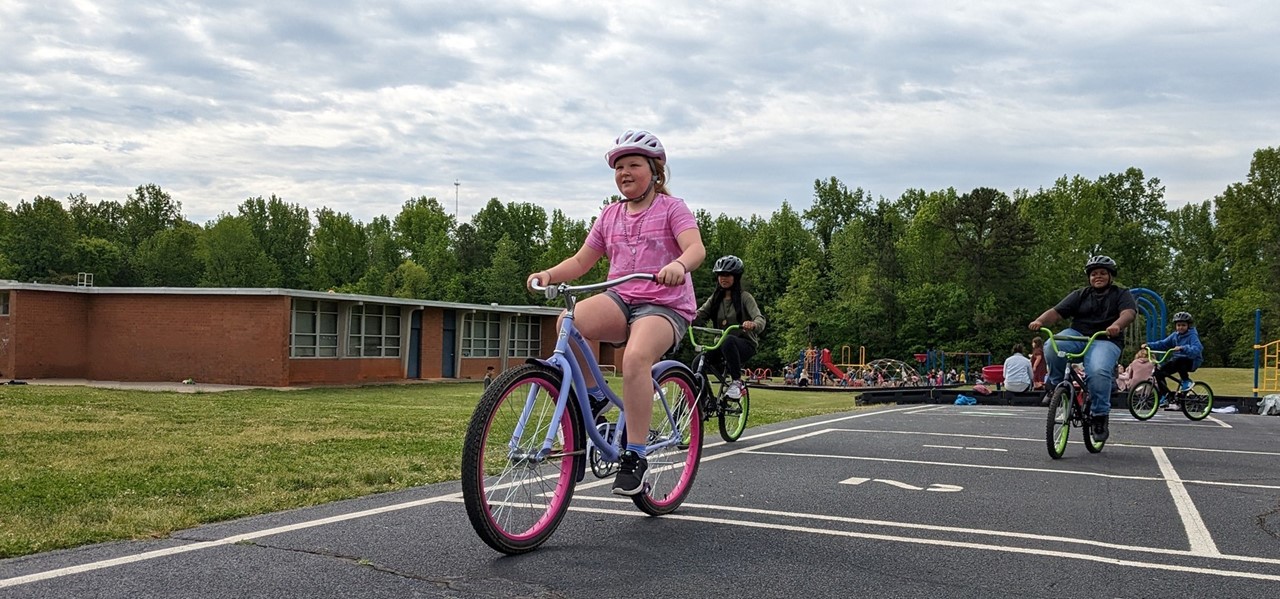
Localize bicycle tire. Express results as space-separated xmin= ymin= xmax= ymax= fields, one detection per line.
xmin=1127 ymin=380 xmax=1159 ymax=421
xmin=719 ymin=388 xmax=750 ymax=442
xmin=461 ymin=364 xmax=583 ymax=554
xmin=632 ymin=367 xmax=702 ymax=516
xmin=1045 ymin=384 xmax=1071 ymax=459
xmin=1180 ymin=382 xmax=1214 ymax=421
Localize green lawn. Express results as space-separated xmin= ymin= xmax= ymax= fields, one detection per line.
xmin=0 ymin=380 xmax=861 ymax=559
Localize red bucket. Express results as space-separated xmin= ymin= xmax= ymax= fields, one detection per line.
xmin=981 ymin=365 xmax=1005 ymax=384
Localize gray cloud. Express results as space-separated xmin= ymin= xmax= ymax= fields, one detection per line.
xmin=1 ymin=0 xmax=1276 ymax=225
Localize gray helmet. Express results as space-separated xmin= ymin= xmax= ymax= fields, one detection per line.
xmin=712 ymin=255 xmax=744 ymax=276
xmin=1084 ymin=255 xmax=1117 ymax=276
xmin=1172 ymin=311 xmax=1193 ymax=324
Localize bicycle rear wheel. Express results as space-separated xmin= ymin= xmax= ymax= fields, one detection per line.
xmin=633 ymin=367 xmax=702 ymax=516
xmin=1045 ymin=384 xmax=1071 ymax=459
xmin=461 ymin=364 xmax=582 ymax=554
xmin=1127 ymin=380 xmax=1159 ymax=421
xmin=719 ymin=387 xmax=750 ymax=442
xmin=1180 ymin=382 xmax=1214 ymax=421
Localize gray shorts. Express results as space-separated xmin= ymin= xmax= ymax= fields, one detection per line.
xmin=603 ymin=290 xmax=688 ymax=354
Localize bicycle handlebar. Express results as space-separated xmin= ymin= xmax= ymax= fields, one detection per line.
xmin=1037 ymin=328 xmax=1110 ymax=359
xmin=530 ymin=272 xmax=657 ymax=300
xmin=1139 ymin=346 xmax=1177 ymax=365
xmin=686 ymin=325 xmax=742 ymax=352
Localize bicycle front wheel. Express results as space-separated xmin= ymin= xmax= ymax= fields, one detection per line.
xmin=461 ymin=364 xmax=582 ymax=554
xmin=1180 ymin=382 xmax=1214 ymax=421
xmin=1045 ymin=384 xmax=1071 ymax=459
xmin=1127 ymin=380 xmax=1159 ymax=421
xmin=633 ymin=367 xmax=702 ymax=516
xmin=719 ymin=388 xmax=750 ymax=442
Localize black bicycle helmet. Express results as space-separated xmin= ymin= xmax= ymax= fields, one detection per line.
xmin=1084 ymin=255 xmax=1117 ymax=276
xmin=1172 ymin=311 xmax=1193 ymax=324
xmin=712 ymin=255 xmax=744 ymax=276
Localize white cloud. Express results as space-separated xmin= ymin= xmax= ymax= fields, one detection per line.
xmin=1 ymin=0 xmax=1277 ymax=225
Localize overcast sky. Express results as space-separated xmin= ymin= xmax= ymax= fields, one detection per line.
xmin=3 ymin=1 xmax=1277 ymax=226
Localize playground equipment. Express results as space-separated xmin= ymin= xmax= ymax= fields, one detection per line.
xmin=1130 ymin=288 xmax=1167 ymax=346
xmin=793 ymin=346 xmax=925 ymax=388
xmin=1255 ymin=308 xmax=1279 ymax=397
xmin=838 ymin=345 xmax=867 ymax=374
xmin=921 ymin=350 xmax=992 ymax=379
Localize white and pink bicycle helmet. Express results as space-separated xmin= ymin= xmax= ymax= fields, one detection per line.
xmin=605 ymin=129 xmax=666 ymax=167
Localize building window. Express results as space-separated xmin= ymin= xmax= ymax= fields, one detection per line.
xmin=508 ymin=315 xmax=542 ymax=358
xmin=462 ymin=312 xmax=501 ymax=358
xmin=0 ymin=291 xmax=8 ymax=316
xmin=347 ymin=305 xmax=402 ymax=357
xmin=291 ymin=299 xmax=339 ymax=357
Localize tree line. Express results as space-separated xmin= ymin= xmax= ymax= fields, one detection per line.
xmin=3 ymin=147 xmax=1277 ymax=370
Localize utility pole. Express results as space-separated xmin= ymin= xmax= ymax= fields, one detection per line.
xmin=454 ymin=179 xmax=460 ymax=218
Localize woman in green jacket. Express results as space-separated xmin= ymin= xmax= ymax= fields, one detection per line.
xmin=695 ymin=255 xmax=766 ymax=399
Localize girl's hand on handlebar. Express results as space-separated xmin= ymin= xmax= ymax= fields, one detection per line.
xmin=655 ymin=262 xmax=685 ymax=286
xmin=1028 ymin=319 xmax=1043 ymax=331
xmin=742 ymin=321 xmax=756 ymax=331
xmin=1106 ymin=324 xmax=1122 ymax=337
xmin=526 ymin=271 xmax=550 ymax=292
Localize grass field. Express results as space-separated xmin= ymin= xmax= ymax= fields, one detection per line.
xmin=0 ymin=378 xmax=861 ymax=559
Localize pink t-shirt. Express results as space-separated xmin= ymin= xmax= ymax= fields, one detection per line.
xmin=585 ymin=194 xmax=699 ymax=321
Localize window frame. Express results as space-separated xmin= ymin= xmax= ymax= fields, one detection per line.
xmin=347 ymin=304 xmax=402 ymax=358
xmin=290 ymin=299 xmax=339 ymax=358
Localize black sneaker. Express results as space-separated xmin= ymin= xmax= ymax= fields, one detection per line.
xmin=611 ymin=450 xmax=648 ymax=496
xmin=1091 ymin=414 xmax=1109 ymax=442
xmin=588 ymin=395 xmax=609 ymax=424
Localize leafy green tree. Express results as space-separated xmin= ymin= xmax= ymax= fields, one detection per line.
xmin=772 ymin=256 xmax=826 ymax=362
xmin=69 ymin=238 xmax=126 ymax=286
xmin=199 ymin=215 xmax=281 ymax=288
xmin=308 ymin=208 xmax=368 ymax=291
xmin=1215 ymin=147 xmax=1280 ymax=296
xmin=134 ymin=222 xmax=204 ymax=287
xmin=803 ymin=177 xmax=868 ymax=253
xmin=122 ymin=184 xmax=183 ymax=247
xmin=1165 ymin=201 xmax=1228 ymax=364
xmin=471 ymin=199 xmax=548 ymax=278
xmin=356 ymin=216 xmax=401 ymax=296
xmin=829 ymin=199 xmax=907 ymax=356
xmin=392 ymin=197 xmax=461 ymax=301
xmin=67 ymin=194 xmax=125 ymax=243
xmin=5 ymin=196 xmax=75 ymax=281
xmin=238 ymin=195 xmax=311 ymax=289
xmin=384 ymin=260 xmax=431 ymax=299
xmin=480 ymin=235 xmax=528 ymax=305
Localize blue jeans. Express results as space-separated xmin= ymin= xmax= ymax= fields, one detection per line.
xmin=1043 ymin=328 xmax=1122 ymax=416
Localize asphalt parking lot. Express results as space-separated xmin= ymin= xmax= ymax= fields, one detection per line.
xmin=3 ymin=405 xmax=1279 ymax=598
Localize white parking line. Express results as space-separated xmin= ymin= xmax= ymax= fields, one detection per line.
xmin=1152 ymin=446 xmax=1221 ymax=555
xmin=557 ymin=502 xmax=1280 ymax=582
xmin=0 ymin=495 xmax=458 ymax=589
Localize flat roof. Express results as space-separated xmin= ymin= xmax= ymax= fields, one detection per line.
xmin=0 ymin=281 xmax=562 ymax=317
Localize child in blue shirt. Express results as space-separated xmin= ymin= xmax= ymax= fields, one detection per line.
xmin=1142 ymin=311 xmax=1204 ymax=397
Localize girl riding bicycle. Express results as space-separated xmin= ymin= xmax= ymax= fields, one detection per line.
xmin=526 ymin=129 xmax=705 ymax=496
xmin=694 ymin=255 xmax=767 ymax=400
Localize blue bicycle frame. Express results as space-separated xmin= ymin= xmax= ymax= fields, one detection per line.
xmin=527 ymin=273 xmax=691 ymax=464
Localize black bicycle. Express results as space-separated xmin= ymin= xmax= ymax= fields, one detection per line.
xmin=1126 ymin=348 xmax=1214 ymax=421
xmin=685 ymin=325 xmax=751 ymax=442
xmin=1040 ymin=328 xmax=1109 ymax=459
